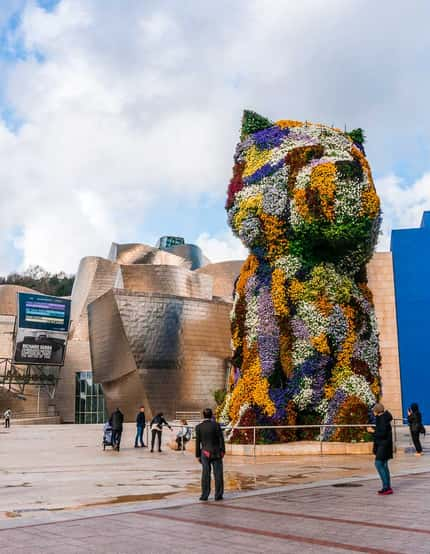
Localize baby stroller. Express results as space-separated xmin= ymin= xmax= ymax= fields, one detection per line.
xmin=103 ymin=422 xmax=117 ymax=451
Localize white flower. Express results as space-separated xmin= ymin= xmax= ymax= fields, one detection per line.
xmin=245 ymin=296 xmax=259 ymax=346
xmin=340 ymin=375 xmax=375 ymax=406
xmin=273 ymin=254 xmax=301 ymax=278
xmin=296 ymin=301 xmax=328 ymax=336
xmin=292 ymin=339 xmax=315 ymax=367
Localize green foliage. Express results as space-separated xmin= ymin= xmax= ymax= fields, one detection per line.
xmin=347 ymin=128 xmax=366 ymax=145
xmin=213 ymin=388 xmax=227 ymax=406
xmin=241 ymin=110 xmax=273 ymax=139
xmin=0 ymin=265 xmax=75 ymax=296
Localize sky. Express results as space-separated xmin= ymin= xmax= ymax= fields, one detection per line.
xmin=0 ymin=0 xmax=430 ymax=274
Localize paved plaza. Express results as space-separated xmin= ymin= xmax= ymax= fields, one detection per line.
xmin=0 ymin=424 xmax=429 ymax=552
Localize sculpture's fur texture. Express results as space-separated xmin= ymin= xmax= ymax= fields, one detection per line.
xmin=222 ymin=112 xmax=381 ymax=441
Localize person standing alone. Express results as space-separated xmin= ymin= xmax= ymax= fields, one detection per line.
xmin=408 ymin=403 xmax=424 ymax=456
xmin=195 ymin=408 xmax=225 ymax=501
xmin=135 ymin=406 xmax=146 ymax=448
xmin=4 ymin=408 xmax=11 ymax=428
xmin=368 ymin=403 xmax=394 ymax=495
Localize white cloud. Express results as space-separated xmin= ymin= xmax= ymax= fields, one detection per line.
xmin=196 ymin=232 xmax=247 ymax=263
xmin=376 ymin=173 xmax=430 ymax=251
xmin=0 ymin=0 xmax=430 ymax=273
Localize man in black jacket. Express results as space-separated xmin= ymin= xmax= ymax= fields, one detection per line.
xmin=195 ymin=408 xmax=225 ymax=501
xmin=135 ymin=406 xmax=146 ymax=448
xmin=110 ymin=408 xmax=124 ymax=451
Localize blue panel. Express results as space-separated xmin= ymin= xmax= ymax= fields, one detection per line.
xmin=391 ymin=214 xmax=430 ymax=422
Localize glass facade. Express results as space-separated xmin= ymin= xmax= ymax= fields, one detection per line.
xmin=75 ymin=371 xmax=107 ymax=424
xmin=156 ymin=236 xmax=185 ymax=250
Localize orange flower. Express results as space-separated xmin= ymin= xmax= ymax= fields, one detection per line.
xmin=271 ymin=267 xmax=289 ymax=317
xmin=361 ymin=189 xmax=380 ymax=218
xmin=310 ymin=162 xmax=337 ymax=220
xmin=312 ymin=334 xmax=330 ymax=355
xmin=276 ymin=119 xmax=303 ymax=128
xmin=293 ymin=189 xmax=311 ymax=221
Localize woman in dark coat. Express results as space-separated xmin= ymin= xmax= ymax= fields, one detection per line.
xmin=408 ymin=403 xmax=424 ymax=455
xmin=368 ymin=403 xmax=393 ymax=495
xmin=150 ymin=412 xmax=172 ymax=453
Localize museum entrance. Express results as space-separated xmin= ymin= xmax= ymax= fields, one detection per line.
xmin=75 ymin=371 xmax=107 ymax=424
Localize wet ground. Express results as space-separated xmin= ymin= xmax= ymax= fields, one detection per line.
xmin=0 ymin=423 xmax=428 ymax=523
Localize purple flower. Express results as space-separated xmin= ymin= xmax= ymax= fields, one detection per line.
xmin=257 ymin=284 xmax=279 ymax=376
xmin=290 ymin=317 xmax=310 ymax=340
xmin=244 ymin=159 xmax=285 ymax=185
xmin=253 ymin=126 xmax=289 ymax=150
xmin=269 ymin=388 xmax=287 ymax=420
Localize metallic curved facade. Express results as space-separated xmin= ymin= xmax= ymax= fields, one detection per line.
xmin=88 ymin=290 xmax=231 ymax=421
xmin=0 ymin=241 xmax=402 ymax=422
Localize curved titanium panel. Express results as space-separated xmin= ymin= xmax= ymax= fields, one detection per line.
xmin=88 ymin=290 xmax=232 ymax=420
xmin=119 ymin=265 xmax=213 ymax=300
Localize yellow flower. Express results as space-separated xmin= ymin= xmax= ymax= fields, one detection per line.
xmin=288 ymin=279 xmax=305 ymax=303
xmin=242 ymin=145 xmax=273 ymax=177
xmin=233 ymin=194 xmax=263 ymax=228
xmin=228 ymin=344 xmax=275 ymax=423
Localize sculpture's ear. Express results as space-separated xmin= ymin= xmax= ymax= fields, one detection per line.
xmin=241 ymin=110 xmax=273 ymax=140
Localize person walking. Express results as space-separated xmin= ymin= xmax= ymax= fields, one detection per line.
xmin=150 ymin=412 xmax=172 ymax=452
xmin=134 ymin=406 xmax=146 ymax=448
xmin=367 ymin=403 xmax=393 ymax=495
xmin=109 ymin=408 xmax=124 ymax=451
xmin=195 ymin=408 xmax=225 ymax=501
xmin=408 ymin=403 xmax=424 ymax=456
xmin=4 ymin=408 xmax=11 ymax=429
xmin=176 ymin=419 xmax=192 ymax=451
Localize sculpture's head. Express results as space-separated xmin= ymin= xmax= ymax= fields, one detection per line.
xmin=226 ymin=111 xmax=381 ymax=274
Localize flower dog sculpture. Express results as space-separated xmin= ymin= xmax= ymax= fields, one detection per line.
xmin=222 ymin=111 xmax=381 ymax=441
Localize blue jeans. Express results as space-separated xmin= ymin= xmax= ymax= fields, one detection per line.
xmin=375 ymin=459 xmax=391 ymax=489
xmin=135 ymin=425 xmax=145 ymax=447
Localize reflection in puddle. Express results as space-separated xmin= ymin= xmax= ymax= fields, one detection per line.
xmin=186 ymin=471 xmax=312 ymax=493
xmin=3 ymin=492 xmax=178 ymax=518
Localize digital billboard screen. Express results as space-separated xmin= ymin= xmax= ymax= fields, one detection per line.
xmin=14 ymin=293 xmax=71 ymax=365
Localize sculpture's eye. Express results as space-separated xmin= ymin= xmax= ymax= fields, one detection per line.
xmin=335 ymin=160 xmax=363 ymax=181
xmin=304 ymin=147 xmax=323 ymax=163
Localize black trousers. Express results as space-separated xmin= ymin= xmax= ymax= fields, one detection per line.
xmin=200 ymin=455 xmax=224 ymax=500
xmin=112 ymin=430 xmax=121 ymax=448
xmin=411 ymin=430 xmax=423 ymax=453
xmin=5 ymin=418 xmax=10 ymax=428
xmin=151 ymin=430 xmax=162 ymax=451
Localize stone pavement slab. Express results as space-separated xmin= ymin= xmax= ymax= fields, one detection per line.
xmin=1 ymin=423 xmax=429 ymax=525
xmin=1 ymin=471 xmax=429 ymax=553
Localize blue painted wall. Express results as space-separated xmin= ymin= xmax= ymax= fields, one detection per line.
xmin=391 ymin=212 xmax=430 ymax=422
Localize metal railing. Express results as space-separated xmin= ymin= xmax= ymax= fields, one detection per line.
xmin=226 ymin=423 xmax=379 ymax=457
xmin=175 ymin=411 xmax=201 ymax=421
xmin=141 ymin=421 xmax=394 ymax=457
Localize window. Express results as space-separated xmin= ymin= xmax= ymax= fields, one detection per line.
xmin=156 ymin=236 xmax=185 ymax=250
xmin=75 ymin=371 xmax=107 ymax=424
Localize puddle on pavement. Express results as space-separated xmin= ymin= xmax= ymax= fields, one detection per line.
xmin=3 ymin=491 xmax=178 ymax=518
xmin=3 ymin=482 xmax=31 ymax=488
xmin=186 ymin=472 xmax=312 ymax=493
xmin=332 ymin=482 xmax=363 ymax=488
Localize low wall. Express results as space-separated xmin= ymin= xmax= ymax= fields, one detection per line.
xmin=226 ymin=441 xmax=373 ymax=456
xmin=9 ymin=416 xmax=61 ymax=426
